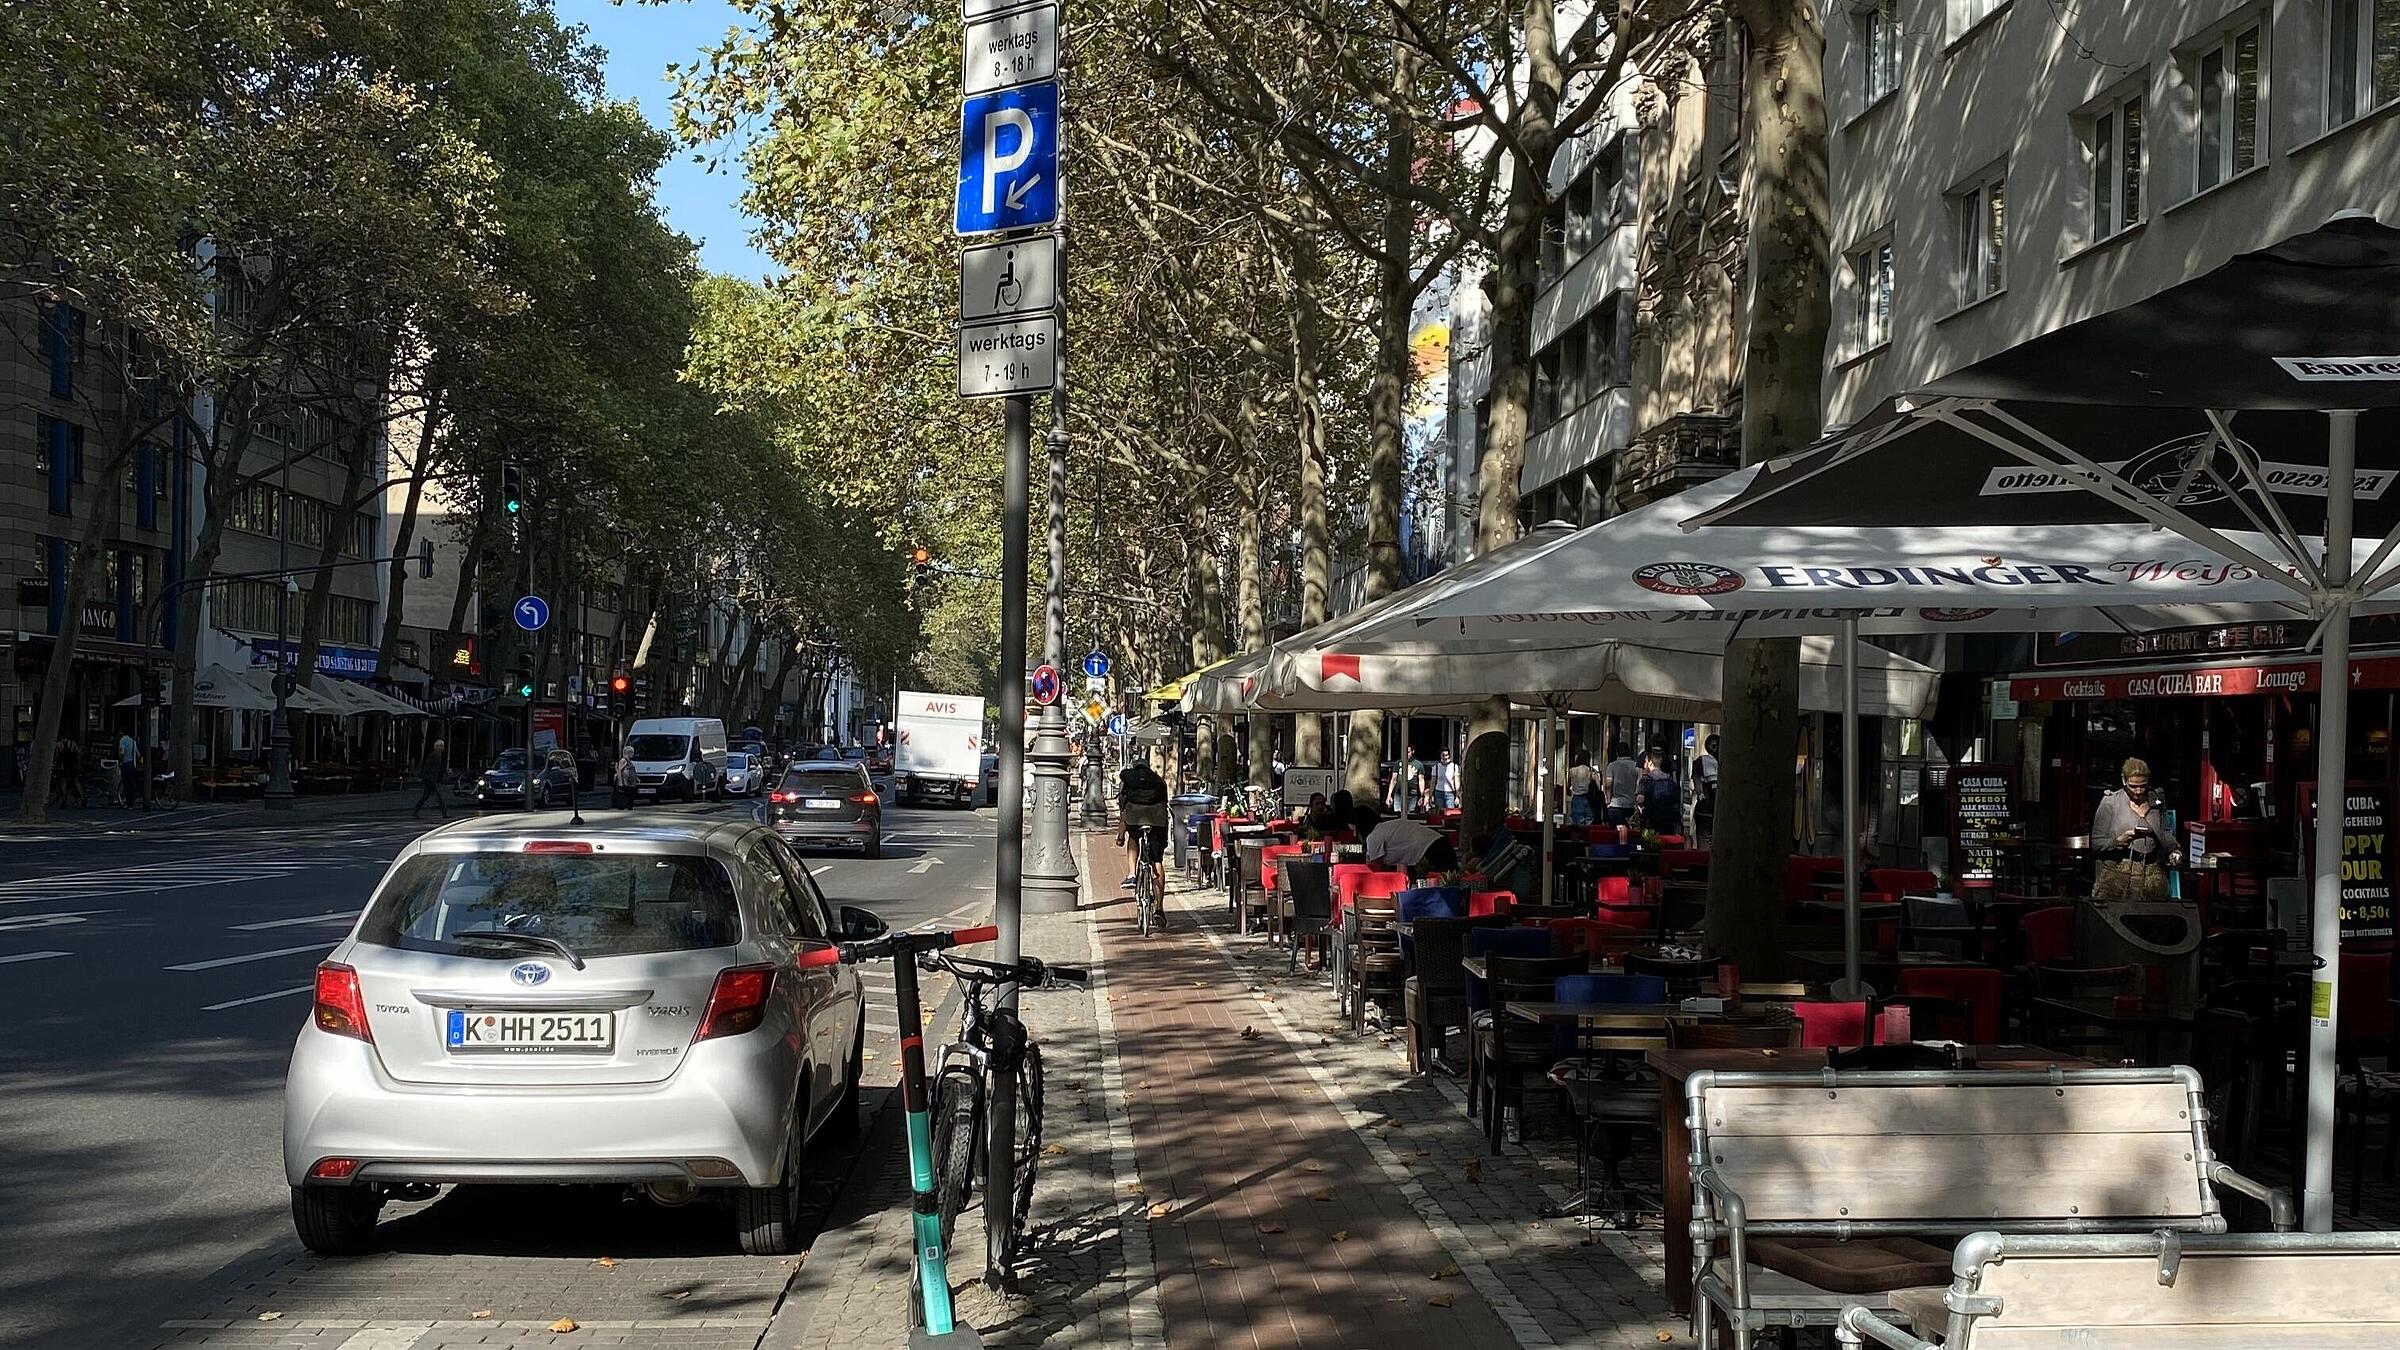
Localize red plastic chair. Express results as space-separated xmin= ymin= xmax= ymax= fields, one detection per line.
xmin=1330 ymin=863 xmax=1378 ymax=919
xmin=1660 ymin=849 xmax=1710 ymax=878
xmin=2021 ymin=905 xmax=2076 ymax=965
xmin=1866 ymin=868 xmax=1942 ymax=903
xmin=1466 ymin=889 xmax=1516 ymax=917
xmin=1260 ymin=841 xmax=1307 ymax=893
xmin=1546 ymin=917 xmax=1610 ymax=959
xmin=1593 ymin=875 xmax=1650 ymax=910
xmin=1786 ymin=854 xmax=1845 ymax=906
xmin=1794 ymin=1000 xmax=1871 ymax=1048
xmin=1896 ymin=965 xmax=2004 ymax=1044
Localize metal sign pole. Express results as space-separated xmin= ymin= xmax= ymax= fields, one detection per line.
xmin=987 ymin=393 xmax=1032 ymax=1288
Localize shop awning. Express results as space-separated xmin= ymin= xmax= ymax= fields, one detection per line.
xmin=2008 ymin=652 xmax=2400 ymax=702
xmin=1147 ymin=654 xmax=1240 ymax=705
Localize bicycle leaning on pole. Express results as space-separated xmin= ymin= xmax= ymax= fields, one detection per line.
xmin=799 ymin=923 xmax=1085 ymax=1346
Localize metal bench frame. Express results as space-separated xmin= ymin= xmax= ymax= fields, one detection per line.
xmin=1835 ymin=1229 xmax=2400 ymax=1349
xmin=1685 ymin=1066 xmax=2292 ymax=1349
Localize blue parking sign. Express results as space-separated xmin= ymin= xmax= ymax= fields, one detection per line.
xmin=956 ymin=82 xmax=1059 ymax=236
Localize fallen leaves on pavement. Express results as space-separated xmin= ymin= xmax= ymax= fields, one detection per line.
xmin=549 ymin=1317 xmax=579 ymax=1333
xmin=1238 ymin=1026 xmax=1261 ymax=1040
xmin=1256 ymin=1222 xmax=1285 ymax=1234
xmin=1148 ymin=1202 xmax=1172 ymax=1219
xmin=1307 ymin=1189 xmax=1332 ymax=1202
xmin=593 ymin=1256 xmax=619 ymax=1269
xmin=1205 ymin=1256 xmax=1230 ymax=1268
xmin=1041 ymin=1142 xmax=1067 ymax=1156
xmin=471 ymin=1309 xmax=493 ymax=1320
xmin=255 ymin=1312 xmax=281 ymax=1322
xmin=1331 ymin=1229 xmax=1350 ymax=1242
xmin=1301 ymin=1160 xmax=1326 ymax=1173
xmin=1430 ymin=1263 xmax=1461 ymax=1281
xmin=1427 ymin=1293 xmax=1457 ymax=1308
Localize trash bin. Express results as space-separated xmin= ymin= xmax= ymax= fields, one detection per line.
xmin=1171 ymin=793 xmax=1215 ymax=870
xmin=2078 ymin=900 xmax=2204 ymax=1014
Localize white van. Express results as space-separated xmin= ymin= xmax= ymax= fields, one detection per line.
xmin=625 ymin=717 xmax=729 ymax=802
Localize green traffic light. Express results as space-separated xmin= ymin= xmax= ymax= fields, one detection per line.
xmin=504 ymin=499 xmax=522 ymax=514
xmin=517 ymin=682 xmax=533 ymax=697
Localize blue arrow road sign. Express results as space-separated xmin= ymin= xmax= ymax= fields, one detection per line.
xmin=513 ymin=595 xmax=550 ymax=632
xmin=1106 ymin=713 xmax=1127 ymax=737
xmin=1082 ymin=651 xmax=1110 ymax=679
xmin=956 ymin=81 xmax=1059 ymax=236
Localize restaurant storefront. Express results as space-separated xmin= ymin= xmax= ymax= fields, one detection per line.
xmin=1996 ymin=620 xmax=2400 ymax=888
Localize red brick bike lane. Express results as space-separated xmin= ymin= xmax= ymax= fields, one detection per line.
xmin=1086 ymin=833 xmax=1521 ymax=1350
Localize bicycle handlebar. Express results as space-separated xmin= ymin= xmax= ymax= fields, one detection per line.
xmin=796 ymin=922 xmax=998 ymax=970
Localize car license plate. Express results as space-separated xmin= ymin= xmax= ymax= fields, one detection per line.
xmin=804 ymin=798 xmax=843 ymax=810
xmin=446 ymin=1010 xmax=613 ymax=1052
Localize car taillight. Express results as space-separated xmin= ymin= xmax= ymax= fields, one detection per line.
xmin=770 ymin=791 xmax=793 ymax=804
xmin=848 ymin=791 xmax=878 ymax=805
xmin=524 ymin=840 xmax=594 ymax=854
xmin=693 ymin=965 xmax=775 ymax=1042
xmin=308 ymin=1157 xmax=360 ymax=1181
xmin=312 ymin=963 xmax=373 ymax=1042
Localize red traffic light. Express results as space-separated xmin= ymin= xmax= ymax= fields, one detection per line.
xmin=609 ymin=674 xmax=630 ymax=694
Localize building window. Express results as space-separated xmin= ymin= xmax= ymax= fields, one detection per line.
xmin=1533 ymin=350 xmax=1559 ymax=429
xmin=349 ymin=512 xmax=375 ymax=558
xmin=1849 ymin=238 xmax=1895 ymax=352
xmin=2086 ymin=90 xmax=2144 ymax=239
xmin=1565 ymin=169 xmax=1597 ymax=262
xmin=228 ymin=481 xmax=279 ymax=537
xmin=1854 ymin=0 xmax=1900 ymax=108
xmin=2329 ymin=0 xmax=2400 ymax=126
xmin=44 ymin=303 xmax=81 ymax=398
xmin=38 ymin=416 xmax=75 ymax=515
xmin=1543 ymin=198 xmax=1567 ymax=280
xmin=1950 ymin=0 xmax=2006 ymax=40
xmin=1951 ymin=176 xmax=2006 ymax=303
xmin=2195 ymin=23 xmax=2261 ymax=189
xmin=1557 ymin=326 xmax=1588 ymax=415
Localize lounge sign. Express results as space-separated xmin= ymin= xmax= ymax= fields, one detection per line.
xmin=2009 ymin=657 xmax=2400 ymax=703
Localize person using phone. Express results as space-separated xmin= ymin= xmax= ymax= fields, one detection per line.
xmin=2091 ymin=757 xmax=2181 ymax=901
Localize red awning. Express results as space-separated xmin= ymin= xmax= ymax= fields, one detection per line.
xmin=2009 ymin=653 xmax=2400 ymax=702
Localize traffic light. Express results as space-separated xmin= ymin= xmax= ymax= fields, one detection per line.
xmin=909 ymin=546 xmax=931 ymax=590
xmin=501 ymin=461 xmax=524 ymax=516
xmin=512 ymin=653 xmax=534 ymax=700
xmin=609 ymin=673 xmax=630 ymax=696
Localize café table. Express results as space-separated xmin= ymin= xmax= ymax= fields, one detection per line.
xmin=1789 ymin=948 xmax=1988 ymax=977
xmin=1645 ymin=1043 xmax=2089 ymax=1316
xmin=2028 ymin=995 xmax=2196 ymax=1064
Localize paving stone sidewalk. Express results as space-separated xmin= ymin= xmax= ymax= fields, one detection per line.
xmin=1088 ymin=839 xmax=1683 ymax=1350
xmin=764 ymin=826 xmax=1153 ymax=1350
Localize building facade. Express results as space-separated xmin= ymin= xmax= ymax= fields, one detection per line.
xmin=1822 ymin=0 xmax=2400 ymax=862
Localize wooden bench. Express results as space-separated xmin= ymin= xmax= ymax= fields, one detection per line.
xmin=1835 ymin=1229 xmax=2400 ymax=1349
xmin=1684 ymin=1065 xmax=2289 ymax=1350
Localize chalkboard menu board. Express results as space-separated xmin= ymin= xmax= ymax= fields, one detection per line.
xmin=2302 ymin=782 xmax=2396 ymax=940
xmin=1951 ymin=767 xmax=2018 ymax=890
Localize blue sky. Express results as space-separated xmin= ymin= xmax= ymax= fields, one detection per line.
xmin=569 ymin=0 xmax=774 ymax=280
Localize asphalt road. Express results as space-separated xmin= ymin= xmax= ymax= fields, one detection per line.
xmin=0 ymin=792 xmax=999 ymax=1350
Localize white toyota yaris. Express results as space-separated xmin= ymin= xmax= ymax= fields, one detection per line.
xmin=282 ymin=813 xmax=877 ymax=1255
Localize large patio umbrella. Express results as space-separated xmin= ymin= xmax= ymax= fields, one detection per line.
xmin=1686 ymin=211 xmax=2400 ymax=1231
xmin=1177 ymin=647 xmax=1274 ymax=716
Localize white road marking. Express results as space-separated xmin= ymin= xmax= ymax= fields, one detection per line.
xmin=231 ymin=911 xmax=358 ymax=931
xmin=0 ymin=858 xmax=315 ymax=903
xmin=201 ymin=984 xmax=314 ymax=1011
xmin=166 ymin=942 xmax=329 ymax=972
xmin=0 ymin=951 xmax=70 ymax=966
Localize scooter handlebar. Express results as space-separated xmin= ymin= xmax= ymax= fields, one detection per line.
xmin=795 ymin=923 xmax=999 ymax=969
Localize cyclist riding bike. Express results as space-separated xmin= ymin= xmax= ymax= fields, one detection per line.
xmin=1115 ymin=760 xmax=1170 ymax=911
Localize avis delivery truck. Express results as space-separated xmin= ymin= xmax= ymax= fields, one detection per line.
xmin=894 ymin=691 xmax=986 ymax=807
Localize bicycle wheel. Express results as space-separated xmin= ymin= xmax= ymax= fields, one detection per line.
xmin=1008 ymin=1041 xmax=1044 ymax=1247
xmin=930 ymin=1069 xmax=981 ymax=1251
xmin=1136 ymin=868 xmax=1153 ymax=936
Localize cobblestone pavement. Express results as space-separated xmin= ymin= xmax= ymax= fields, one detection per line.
xmin=762 ymin=826 xmax=1153 ymax=1350
xmin=1094 ymin=842 xmax=1682 ymax=1350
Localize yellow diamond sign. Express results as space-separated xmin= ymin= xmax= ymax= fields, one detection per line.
xmin=1084 ymin=698 xmax=1107 ymax=723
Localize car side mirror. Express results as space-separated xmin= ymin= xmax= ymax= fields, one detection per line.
xmin=839 ymin=905 xmax=887 ymax=941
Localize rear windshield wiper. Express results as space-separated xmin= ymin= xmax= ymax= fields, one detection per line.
xmin=450 ymin=928 xmax=587 ymax=970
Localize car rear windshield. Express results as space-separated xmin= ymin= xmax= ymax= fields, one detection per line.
xmin=782 ymin=766 xmax=862 ymax=788
xmin=626 ymin=734 xmax=689 ymax=761
xmin=359 ymin=852 xmax=742 ymax=958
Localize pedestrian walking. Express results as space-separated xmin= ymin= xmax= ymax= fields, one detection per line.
xmin=116 ymin=729 xmax=147 ymax=811
xmin=413 ymin=738 xmax=450 ymax=819
xmin=1637 ymin=748 xmax=1682 ymax=836
xmin=611 ymin=747 xmax=637 ymax=809
xmin=1691 ymin=734 xmax=1721 ymax=845
xmin=54 ymin=737 xmax=85 ymax=809
xmin=1566 ymin=747 xmax=1596 ymax=825
xmin=1431 ymin=747 xmax=1461 ymax=812
xmin=1602 ymin=742 xmax=1640 ymax=826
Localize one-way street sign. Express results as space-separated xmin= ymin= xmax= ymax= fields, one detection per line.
xmin=955 ymin=81 xmax=1059 ymax=236
xmin=963 ymin=2 xmax=1057 ymax=96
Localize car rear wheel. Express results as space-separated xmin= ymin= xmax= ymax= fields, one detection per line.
xmin=734 ymin=1098 xmax=805 ymax=1255
xmin=528 ymin=781 xmax=546 ymax=811
xmin=863 ymin=833 xmax=883 ymax=860
xmin=291 ymin=1185 xmax=382 ymax=1256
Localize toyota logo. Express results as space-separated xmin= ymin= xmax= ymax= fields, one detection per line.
xmin=509 ymin=962 xmax=552 ymax=987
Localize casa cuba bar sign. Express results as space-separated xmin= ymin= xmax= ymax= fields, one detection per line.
xmin=2008 ymin=656 xmax=2400 ymax=703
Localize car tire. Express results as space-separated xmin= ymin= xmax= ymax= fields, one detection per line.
xmin=528 ymin=782 xmax=545 ymax=811
xmin=290 ymin=1185 xmax=382 ymax=1256
xmin=734 ymin=1098 xmax=805 ymax=1255
xmin=827 ymin=1028 xmax=863 ymax=1139
xmin=863 ymin=834 xmax=883 ymax=860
